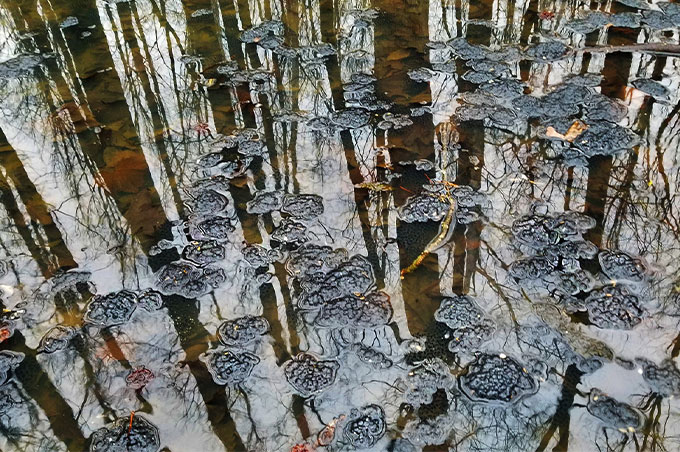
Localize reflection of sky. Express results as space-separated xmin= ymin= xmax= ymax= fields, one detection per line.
xmin=0 ymin=12 xmax=141 ymax=294
xmin=0 ymin=0 xmax=679 ymax=450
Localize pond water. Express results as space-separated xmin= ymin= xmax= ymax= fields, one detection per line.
xmin=0 ymin=0 xmax=679 ymax=450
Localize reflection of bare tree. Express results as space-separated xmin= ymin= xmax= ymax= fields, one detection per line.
xmin=0 ymin=18 xmax=141 ymax=287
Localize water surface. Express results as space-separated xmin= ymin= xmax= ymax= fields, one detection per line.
xmin=0 ymin=0 xmax=679 ymax=450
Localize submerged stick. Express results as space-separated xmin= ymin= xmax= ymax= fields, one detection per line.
xmin=400 ymin=195 xmax=456 ymax=277
xmin=401 ymin=122 xmax=459 ymax=277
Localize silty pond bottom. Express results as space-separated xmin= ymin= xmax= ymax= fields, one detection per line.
xmin=0 ymin=0 xmax=678 ymax=450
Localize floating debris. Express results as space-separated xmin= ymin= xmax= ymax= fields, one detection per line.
xmin=587 ymin=389 xmax=641 ymax=431
xmin=332 ymin=108 xmax=371 ymax=129
xmin=240 ymin=21 xmax=284 ymax=44
xmin=0 ymin=320 xmax=14 ymax=344
xmin=217 ymin=316 xmax=270 ymax=347
xmin=526 ymin=40 xmax=569 ymax=61
xmin=59 ymin=16 xmax=79 ymax=28
xmin=377 ymin=112 xmax=413 ymax=130
xmin=84 ymin=290 xmax=140 ymax=327
xmin=126 ymin=366 xmax=155 ymax=390
xmin=313 ymin=290 xmax=393 ymax=328
xmin=631 ymin=79 xmax=670 ymax=101
xmin=0 ymin=54 xmax=43 ymax=79
xmin=566 ymin=11 xmax=611 ymax=34
xmin=246 ymin=191 xmax=284 ymax=215
xmin=186 ymin=189 xmax=229 ymax=216
xmin=398 ymin=193 xmax=450 ymax=223
xmin=404 ymin=359 xmax=454 ymax=407
xmin=201 ymin=349 xmax=260 ymax=386
xmin=297 ymin=255 xmax=375 ymax=309
xmin=188 ymin=216 xmax=236 ymax=242
xmin=182 ymin=240 xmax=226 ymax=265
xmin=598 ymin=250 xmax=648 ymax=283
xmin=282 ymin=194 xmax=324 ymax=220
xmin=0 ymin=351 xmax=24 ymax=386
xmin=641 ymin=10 xmax=677 ymax=29
xmin=271 ymin=219 xmax=308 ymax=245
xmin=402 ymin=413 xmax=453 ymax=446
xmin=343 ymin=404 xmax=386 ymax=449
xmin=89 ymin=415 xmax=160 ymax=452
xmin=635 ymin=359 xmax=680 ymax=396
xmin=408 ymin=67 xmax=435 ymax=82
xmin=352 ymin=343 xmax=393 ymax=368
xmin=512 ymin=210 xmax=595 ymax=251
xmin=285 ymin=244 xmax=349 ymax=277
xmin=190 ymin=8 xmax=213 ymax=17
xmin=583 ymin=285 xmax=646 ymax=330
xmin=283 ymin=353 xmax=340 ymax=397
xmin=242 ymin=244 xmax=281 ymax=268
xmin=616 ymin=0 xmax=656 ymax=10
xmin=459 ymin=354 xmax=537 ymax=404
xmin=155 ymin=261 xmax=225 ymax=297
xmin=434 ymin=296 xmax=495 ymax=351
xmin=583 ymin=96 xmax=628 ymax=123
xmin=38 ymin=326 xmax=77 ymax=353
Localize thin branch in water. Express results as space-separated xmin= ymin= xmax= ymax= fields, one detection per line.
xmin=567 ymin=43 xmax=680 ymax=58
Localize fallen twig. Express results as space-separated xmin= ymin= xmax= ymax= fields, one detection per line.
xmin=400 ymin=194 xmax=456 ymax=277
xmin=568 ymin=43 xmax=680 ymax=57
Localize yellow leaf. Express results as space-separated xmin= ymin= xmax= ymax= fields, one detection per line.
xmin=387 ymin=48 xmax=410 ymax=61
xmin=545 ymin=120 xmax=588 ymax=142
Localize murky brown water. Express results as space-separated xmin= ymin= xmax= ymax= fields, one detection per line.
xmin=0 ymin=0 xmax=679 ymax=450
